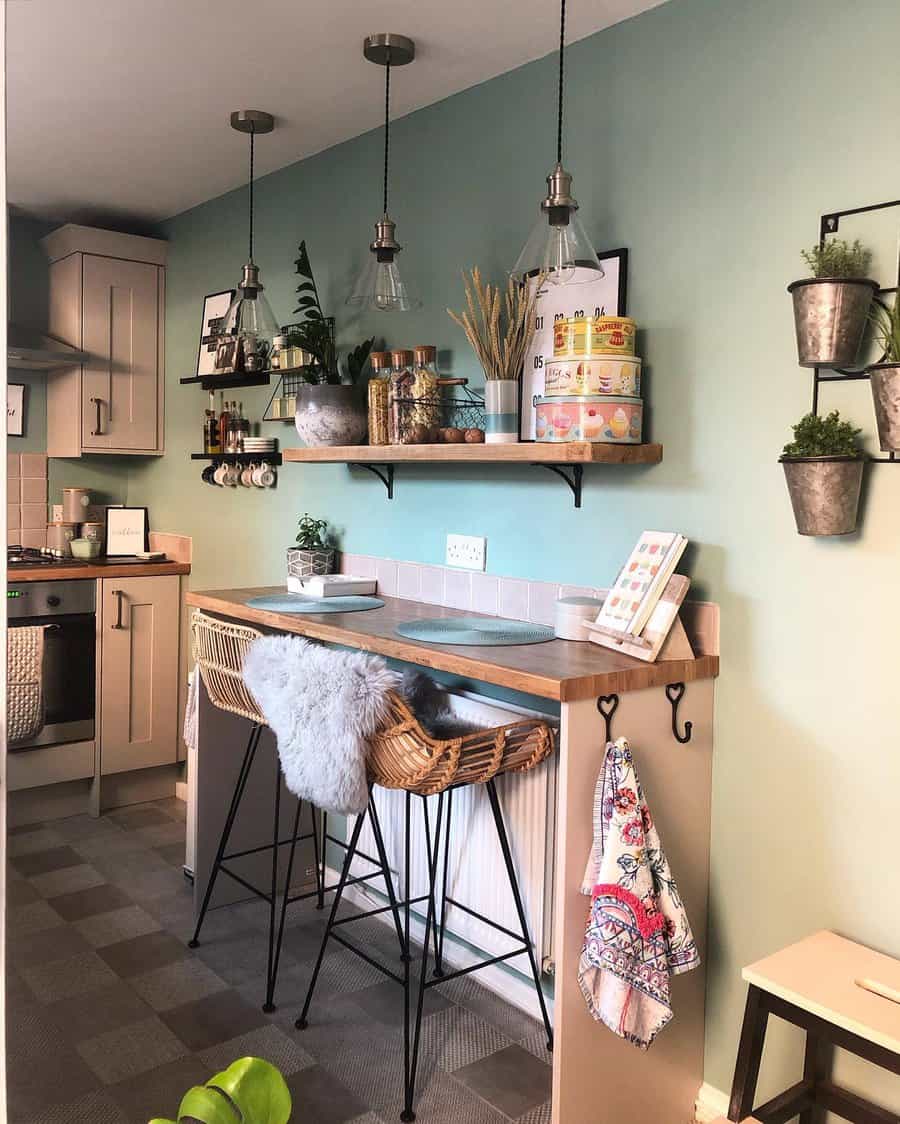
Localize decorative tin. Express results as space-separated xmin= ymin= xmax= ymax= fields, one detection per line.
xmin=553 ymin=315 xmax=636 ymax=359
xmin=534 ymin=395 xmax=643 ymax=443
xmin=544 ymin=356 xmax=642 ymax=397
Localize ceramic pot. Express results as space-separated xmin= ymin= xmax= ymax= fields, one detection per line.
xmin=286 ymin=546 xmax=336 ymax=578
xmin=294 ymin=384 xmax=367 ymax=447
xmin=787 ymin=278 xmax=878 ymax=368
xmin=780 ymin=455 xmax=864 ymax=536
xmin=484 ymin=380 xmax=519 ymax=444
xmin=868 ymin=363 xmax=900 ymax=452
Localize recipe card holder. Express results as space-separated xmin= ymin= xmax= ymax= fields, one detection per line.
xmin=583 ymin=574 xmax=693 ymax=664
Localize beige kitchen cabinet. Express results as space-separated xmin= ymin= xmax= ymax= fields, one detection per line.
xmin=41 ymin=224 xmax=167 ymax=457
xmin=99 ymin=575 xmax=180 ymax=775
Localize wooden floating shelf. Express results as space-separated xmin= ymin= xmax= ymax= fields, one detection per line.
xmin=180 ymin=372 xmax=272 ymax=390
xmin=282 ymin=442 xmax=662 ymax=508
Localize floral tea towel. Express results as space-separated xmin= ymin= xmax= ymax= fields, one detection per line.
xmin=578 ymin=738 xmax=699 ymax=1048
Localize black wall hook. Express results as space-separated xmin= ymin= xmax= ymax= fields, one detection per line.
xmin=597 ymin=694 xmax=619 ymax=743
xmin=665 ymin=682 xmax=693 ymax=744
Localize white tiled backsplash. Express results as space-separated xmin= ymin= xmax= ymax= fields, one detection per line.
xmin=340 ymin=553 xmax=606 ymax=624
xmin=7 ymin=453 xmax=48 ymax=549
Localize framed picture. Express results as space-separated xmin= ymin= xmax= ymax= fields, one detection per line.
xmin=520 ymin=248 xmax=629 ymax=440
xmin=196 ymin=290 xmax=235 ymax=377
xmin=214 ymin=336 xmax=241 ymax=376
xmin=7 ymin=383 xmax=25 ymax=436
xmin=105 ymin=506 xmax=149 ymax=557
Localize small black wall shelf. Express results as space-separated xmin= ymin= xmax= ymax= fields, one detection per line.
xmin=190 ymin=452 xmax=282 ymax=465
xmin=180 ymin=372 xmax=272 ymax=391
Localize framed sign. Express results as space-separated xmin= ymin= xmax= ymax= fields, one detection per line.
xmin=196 ymin=290 xmax=235 ymax=377
xmin=7 ymin=383 xmax=25 ymax=436
xmin=105 ymin=506 xmax=149 ymax=557
xmin=520 ymin=248 xmax=629 ymax=440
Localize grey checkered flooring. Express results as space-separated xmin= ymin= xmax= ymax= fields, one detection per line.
xmin=7 ymin=800 xmax=552 ymax=1123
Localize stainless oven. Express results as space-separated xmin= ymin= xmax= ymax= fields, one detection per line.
xmin=7 ymin=580 xmax=96 ymax=750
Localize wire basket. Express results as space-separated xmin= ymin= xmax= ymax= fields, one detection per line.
xmin=393 ymin=379 xmax=485 ymax=444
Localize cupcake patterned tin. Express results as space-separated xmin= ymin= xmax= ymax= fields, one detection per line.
xmin=544 ymin=356 xmax=641 ymax=397
xmin=553 ymin=315 xmax=636 ymax=359
xmin=535 ymin=395 xmax=643 ymax=444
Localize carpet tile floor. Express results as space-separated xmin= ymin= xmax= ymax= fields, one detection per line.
xmin=7 ymin=799 xmax=552 ymax=1123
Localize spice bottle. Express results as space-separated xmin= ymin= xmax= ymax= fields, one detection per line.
xmin=204 ymin=391 xmax=221 ymax=454
xmin=411 ymin=346 xmax=440 ymax=440
xmin=389 ymin=349 xmax=415 ymax=444
xmin=367 ymin=351 xmax=392 ymax=446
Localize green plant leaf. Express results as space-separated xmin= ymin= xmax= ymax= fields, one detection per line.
xmin=176 ymin=1085 xmax=239 ymax=1124
xmin=800 ymin=238 xmax=872 ymax=279
xmin=207 ymin=1058 xmax=291 ymax=1124
xmin=782 ymin=409 xmax=863 ymax=458
xmin=148 ymin=1118 xmax=177 ymax=1123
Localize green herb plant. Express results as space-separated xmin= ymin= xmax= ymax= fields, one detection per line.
xmin=295 ymin=513 xmax=329 ymax=550
xmin=150 ymin=1056 xmax=290 ymax=1124
xmin=869 ymin=298 xmax=900 ymax=364
xmin=293 ymin=241 xmax=373 ymax=386
xmin=781 ymin=410 xmax=863 ymax=459
xmin=800 ymin=238 xmax=872 ymax=280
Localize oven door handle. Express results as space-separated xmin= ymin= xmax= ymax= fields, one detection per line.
xmin=110 ymin=589 xmax=126 ymax=630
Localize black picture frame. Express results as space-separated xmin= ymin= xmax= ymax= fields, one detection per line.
xmin=105 ymin=506 xmax=150 ymax=557
xmin=597 ymin=247 xmax=629 ymax=316
xmin=196 ymin=289 xmax=235 ymax=377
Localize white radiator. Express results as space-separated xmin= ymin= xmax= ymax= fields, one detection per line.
xmin=351 ymin=689 xmax=558 ymax=980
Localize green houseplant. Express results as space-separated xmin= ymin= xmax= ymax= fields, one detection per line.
xmin=150 ymin=1056 xmax=290 ymax=1124
xmin=286 ymin=513 xmax=335 ymax=578
xmin=779 ymin=410 xmax=865 ymax=536
xmin=292 ymin=241 xmax=373 ymax=447
xmin=867 ymin=298 xmax=900 ymax=451
xmin=788 ymin=238 xmax=877 ymax=368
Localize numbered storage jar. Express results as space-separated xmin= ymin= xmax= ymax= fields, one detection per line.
xmin=534 ymin=395 xmax=643 ymax=444
xmin=544 ymin=356 xmax=642 ymax=397
xmin=553 ymin=315 xmax=636 ymax=358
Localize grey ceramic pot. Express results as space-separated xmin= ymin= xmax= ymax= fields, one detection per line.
xmin=295 ymin=384 xmax=367 ymax=447
xmin=780 ymin=455 xmax=864 ymax=536
xmin=787 ymin=277 xmax=878 ymax=368
xmin=868 ymin=363 xmax=900 ymax=452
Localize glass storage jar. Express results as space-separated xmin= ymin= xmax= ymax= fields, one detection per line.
xmin=367 ymin=351 xmax=392 ymax=446
xmin=411 ymin=345 xmax=440 ymax=440
xmin=389 ymin=349 xmax=415 ymax=444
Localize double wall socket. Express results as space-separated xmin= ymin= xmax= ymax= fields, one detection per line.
xmin=445 ymin=533 xmax=487 ymax=571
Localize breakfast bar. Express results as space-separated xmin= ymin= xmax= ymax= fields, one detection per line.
xmin=186 ymin=586 xmax=719 ymax=1124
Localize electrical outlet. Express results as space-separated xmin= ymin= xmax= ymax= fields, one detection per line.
xmin=52 ymin=504 xmax=63 ymax=522
xmin=446 ymin=533 xmax=487 ymax=571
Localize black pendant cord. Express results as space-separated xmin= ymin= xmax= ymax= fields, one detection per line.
xmin=248 ymin=125 xmax=256 ymax=261
xmin=556 ymin=0 xmax=566 ymax=165
xmin=382 ymin=59 xmax=391 ymax=216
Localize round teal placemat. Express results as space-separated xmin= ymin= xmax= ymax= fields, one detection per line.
xmin=395 ymin=617 xmax=554 ymax=646
xmin=245 ymin=594 xmax=385 ymax=613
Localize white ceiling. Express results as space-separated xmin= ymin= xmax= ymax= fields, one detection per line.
xmin=7 ymin=0 xmax=663 ymax=228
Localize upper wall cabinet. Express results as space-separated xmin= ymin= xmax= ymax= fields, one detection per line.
xmin=41 ymin=224 xmax=167 ymax=457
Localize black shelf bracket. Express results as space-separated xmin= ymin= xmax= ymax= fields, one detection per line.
xmin=351 ymin=463 xmax=395 ymax=498
xmin=665 ymin=682 xmax=693 ymax=744
xmin=533 ymin=463 xmax=584 ymax=508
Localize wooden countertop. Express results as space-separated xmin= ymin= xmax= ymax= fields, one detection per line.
xmin=9 ymin=560 xmax=191 ymax=582
xmin=186 ymin=587 xmax=719 ymax=703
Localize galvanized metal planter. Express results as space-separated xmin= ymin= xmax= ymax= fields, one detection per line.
xmin=787 ymin=277 xmax=878 ymax=368
xmin=868 ymin=363 xmax=900 ymax=452
xmin=780 ymin=455 xmax=864 ymax=536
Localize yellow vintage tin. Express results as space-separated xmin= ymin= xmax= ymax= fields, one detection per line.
xmin=552 ymin=315 xmax=637 ymax=358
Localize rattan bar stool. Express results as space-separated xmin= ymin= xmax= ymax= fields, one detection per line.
xmin=295 ymin=690 xmax=556 ymax=1122
xmin=188 ymin=610 xmax=406 ymax=1011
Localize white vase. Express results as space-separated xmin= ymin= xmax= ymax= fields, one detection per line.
xmin=484 ymin=379 xmax=519 ymax=444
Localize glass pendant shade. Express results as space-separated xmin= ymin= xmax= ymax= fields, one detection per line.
xmin=512 ymin=165 xmax=603 ymax=286
xmin=346 ymin=217 xmax=420 ymax=312
xmin=219 ymin=262 xmax=281 ymax=370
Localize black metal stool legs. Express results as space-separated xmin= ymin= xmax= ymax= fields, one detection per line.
xmin=189 ymin=722 xmax=262 ymax=948
xmin=369 ymin=795 xmax=410 ymax=962
xmin=432 ymin=789 xmax=453 ymax=978
xmin=486 ymin=778 xmax=554 ymax=1052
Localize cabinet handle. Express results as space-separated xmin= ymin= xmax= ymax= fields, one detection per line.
xmin=110 ymin=589 xmax=126 ymax=630
xmin=90 ymin=396 xmax=104 ymax=436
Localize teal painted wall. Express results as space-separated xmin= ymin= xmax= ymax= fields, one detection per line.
xmin=130 ymin=0 xmax=900 ymax=1101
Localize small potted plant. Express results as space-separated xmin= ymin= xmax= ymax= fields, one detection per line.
xmin=788 ymin=239 xmax=878 ymax=368
xmin=292 ymin=240 xmax=374 ymax=446
xmin=287 ymin=513 xmax=335 ymax=577
xmin=868 ymin=297 xmax=900 ymax=452
xmin=779 ymin=410 xmax=865 ymax=536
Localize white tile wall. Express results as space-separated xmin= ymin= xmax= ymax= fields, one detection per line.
xmin=443 ymin=568 xmax=472 ymax=610
xmin=7 ymin=453 xmax=48 ymax=548
xmin=471 ymin=573 xmax=500 ymax=615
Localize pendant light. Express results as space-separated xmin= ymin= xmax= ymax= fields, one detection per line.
xmin=511 ymin=0 xmax=603 ymax=286
xmin=347 ymin=34 xmax=420 ymax=312
xmin=218 ymin=110 xmax=281 ymax=372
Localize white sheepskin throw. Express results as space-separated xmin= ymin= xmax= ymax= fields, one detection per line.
xmin=243 ymin=634 xmax=398 ymax=815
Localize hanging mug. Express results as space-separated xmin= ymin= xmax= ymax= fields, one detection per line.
xmin=254 ymin=461 xmax=275 ymax=488
xmin=240 ymin=462 xmax=256 ymax=487
xmin=213 ymin=462 xmax=229 ymax=486
xmin=223 ymin=462 xmax=241 ymax=487
xmin=201 ymin=465 xmax=217 ymax=486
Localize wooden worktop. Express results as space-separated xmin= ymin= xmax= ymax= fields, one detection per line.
xmin=8 ymin=560 xmax=191 ymax=582
xmin=186 ymin=586 xmax=719 ymax=702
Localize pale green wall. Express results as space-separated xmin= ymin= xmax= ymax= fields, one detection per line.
xmin=131 ymin=0 xmax=900 ymax=1102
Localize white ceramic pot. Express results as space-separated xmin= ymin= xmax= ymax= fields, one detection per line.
xmin=484 ymin=380 xmax=519 ymax=444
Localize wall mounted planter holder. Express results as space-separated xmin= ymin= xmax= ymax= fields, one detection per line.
xmin=597 ymin=683 xmax=693 ymax=746
xmin=809 ymin=197 xmax=900 ymax=466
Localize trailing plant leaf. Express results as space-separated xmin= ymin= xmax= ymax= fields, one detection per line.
xmin=869 ymin=298 xmax=900 ymax=364
xmin=345 ymin=337 xmax=374 ymax=385
xmin=782 ymin=410 xmax=863 ymax=458
xmin=294 ymin=240 xmax=324 ymax=320
xmin=800 ymin=238 xmax=872 ymax=280
xmin=296 ymin=513 xmax=329 ymax=549
xmin=177 ymin=1086 xmax=238 ymax=1124
xmin=292 ymin=240 xmax=372 ymax=385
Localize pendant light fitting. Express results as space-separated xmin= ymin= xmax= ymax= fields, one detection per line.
xmin=347 ymin=33 xmax=420 ymax=311
xmin=511 ymin=0 xmax=603 ymax=285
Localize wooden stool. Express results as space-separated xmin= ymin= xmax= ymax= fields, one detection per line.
xmin=728 ymin=930 xmax=900 ymax=1123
